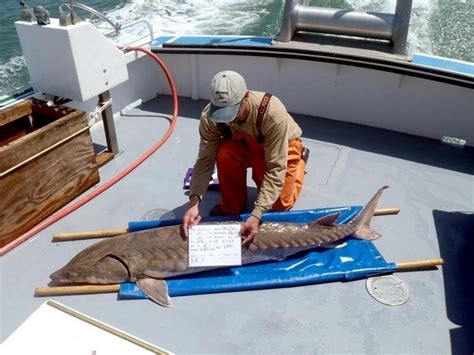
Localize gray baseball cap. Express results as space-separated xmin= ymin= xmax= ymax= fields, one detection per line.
xmin=209 ymin=71 xmax=247 ymax=123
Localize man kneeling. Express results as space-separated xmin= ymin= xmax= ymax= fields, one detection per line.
xmin=183 ymin=70 xmax=309 ymax=244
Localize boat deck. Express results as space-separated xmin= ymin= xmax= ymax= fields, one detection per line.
xmin=1 ymin=95 xmax=473 ymax=353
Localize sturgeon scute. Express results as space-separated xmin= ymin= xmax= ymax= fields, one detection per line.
xmin=50 ymin=186 xmax=389 ymax=306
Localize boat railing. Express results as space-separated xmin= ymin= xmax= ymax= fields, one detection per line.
xmin=59 ymin=2 xmax=154 ymax=47
xmin=276 ymin=0 xmax=413 ymax=55
xmin=104 ymin=19 xmax=155 ymax=48
xmin=59 ymin=2 xmax=121 ymax=35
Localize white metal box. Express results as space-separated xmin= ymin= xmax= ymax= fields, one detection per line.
xmin=16 ymin=19 xmax=129 ymax=101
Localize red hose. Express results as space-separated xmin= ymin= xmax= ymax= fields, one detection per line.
xmin=0 ymin=47 xmax=178 ymax=256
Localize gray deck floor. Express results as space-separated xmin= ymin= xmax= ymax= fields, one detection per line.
xmin=1 ymin=95 xmax=473 ymax=353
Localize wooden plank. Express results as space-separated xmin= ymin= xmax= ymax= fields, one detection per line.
xmin=31 ymin=99 xmax=77 ymax=121
xmin=0 ymin=116 xmax=34 ymax=147
xmin=0 ymin=100 xmax=32 ymax=127
xmin=0 ymin=130 xmax=99 ymax=248
xmin=95 ymin=151 xmax=115 ymax=167
xmin=0 ymin=110 xmax=87 ymax=172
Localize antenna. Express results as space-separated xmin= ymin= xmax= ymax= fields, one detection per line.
xmin=70 ymin=0 xmax=75 ymax=25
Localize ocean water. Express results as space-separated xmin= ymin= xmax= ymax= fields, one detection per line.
xmin=0 ymin=0 xmax=472 ymax=96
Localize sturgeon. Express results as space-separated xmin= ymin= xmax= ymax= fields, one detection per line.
xmin=50 ymin=186 xmax=389 ymax=306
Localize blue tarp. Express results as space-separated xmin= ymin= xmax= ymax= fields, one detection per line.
xmin=119 ymin=206 xmax=396 ymax=299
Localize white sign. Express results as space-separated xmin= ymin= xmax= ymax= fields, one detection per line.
xmin=188 ymin=224 xmax=242 ymax=267
xmin=2 ymin=301 xmax=169 ymax=355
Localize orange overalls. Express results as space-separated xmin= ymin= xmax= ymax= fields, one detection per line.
xmin=215 ymin=132 xmax=306 ymax=215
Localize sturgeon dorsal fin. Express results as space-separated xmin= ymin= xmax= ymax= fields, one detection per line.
xmin=352 ymin=186 xmax=389 ymax=240
xmin=136 ymin=277 xmax=172 ymax=307
xmin=312 ymin=212 xmax=341 ymax=227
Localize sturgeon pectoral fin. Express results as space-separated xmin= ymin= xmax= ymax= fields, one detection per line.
xmin=136 ymin=278 xmax=172 ymax=307
xmin=353 ymin=227 xmax=383 ymax=240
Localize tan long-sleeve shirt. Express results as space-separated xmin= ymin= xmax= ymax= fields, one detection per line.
xmin=190 ymin=91 xmax=302 ymax=218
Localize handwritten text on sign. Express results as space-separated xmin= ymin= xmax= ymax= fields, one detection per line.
xmin=188 ymin=224 xmax=242 ymax=267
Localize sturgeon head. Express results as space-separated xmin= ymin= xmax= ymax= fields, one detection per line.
xmin=50 ymin=236 xmax=131 ymax=285
xmin=50 ymin=230 xmax=180 ymax=307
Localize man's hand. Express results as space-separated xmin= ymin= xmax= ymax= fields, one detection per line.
xmin=182 ymin=196 xmax=201 ymax=237
xmin=241 ymin=215 xmax=260 ymax=245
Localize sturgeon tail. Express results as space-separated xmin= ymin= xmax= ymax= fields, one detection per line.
xmin=351 ymin=186 xmax=389 ymax=240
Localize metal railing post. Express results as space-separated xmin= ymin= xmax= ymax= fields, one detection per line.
xmin=392 ymin=0 xmax=413 ymax=55
xmin=98 ymin=90 xmax=119 ymax=155
xmin=276 ymin=0 xmax=300 ymax=42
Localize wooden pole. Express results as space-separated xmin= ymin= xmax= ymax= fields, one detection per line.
xmin=35 ymin=284 xmax=120 ymax=297
xmin=51 ymin=208 xmax=401 ymax=242
xmin=52 ymin=228 xmax=128 ymax=242
xmin=396 ymin=258 xmax=443 ymax=271
xmin=373 ymin=208 xmax=400 ymax=216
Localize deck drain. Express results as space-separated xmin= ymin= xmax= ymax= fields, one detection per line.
xmin=365 ymin=275 xmax=409 ymax=306
xmin=141 ymin=208 xmax=175 ymax=221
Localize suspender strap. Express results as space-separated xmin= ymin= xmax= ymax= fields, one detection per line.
xmin=256 ymin=93 xmax=272 ymax=143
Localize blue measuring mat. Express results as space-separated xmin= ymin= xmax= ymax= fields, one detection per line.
xmin=119 ymin=206 xmax=396 ymax=299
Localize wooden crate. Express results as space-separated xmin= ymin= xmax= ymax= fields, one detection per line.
xmin=0 ymin=99 xmax=100 ymax=248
